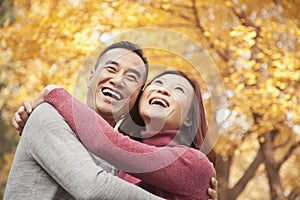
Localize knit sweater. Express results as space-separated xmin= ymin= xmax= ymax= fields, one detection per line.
xmin=46 ymin=88 xmax=214 ymax=200
xmin=4 ymin=103 xmax=162 ymax=200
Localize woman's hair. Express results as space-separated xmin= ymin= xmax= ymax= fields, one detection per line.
xmin=119 ymin=70 xmax=216 ymax=163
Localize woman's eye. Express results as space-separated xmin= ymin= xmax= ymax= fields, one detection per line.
xmin=152 ymin=80 xmax=163 ymax=85
xmin=175 ymin=86 xmax=184 ymax=93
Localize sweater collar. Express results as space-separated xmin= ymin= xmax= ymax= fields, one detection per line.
xmin=141 ymin=130 xmax=180 ymax=147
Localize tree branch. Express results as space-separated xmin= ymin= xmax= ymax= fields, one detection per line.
xmin=273 ymin=0 xmax=282 ymax=6
xmin=190 ymin=0 xmax=230 ymax=62
xmin=278 ymin=140 xmax=300 ymax=170
xmin=154 ymin=23 xmax=198 ymax=28
xmin=230 ymin=1 xmax=257 ymax=28
xmin=229 ymin=0 xmax=263 ymax=63
xmin=190 ymin=0 xmax=205 ymax=33
xmin=230 ymin=147 xmax=263 ymax=199
xmin=270 ymin=129 xmax=279 ymax=142
xmin=274 ymin=137 xmax=291 ymax=150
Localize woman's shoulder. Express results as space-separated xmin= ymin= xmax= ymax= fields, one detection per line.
xmin=183 ymin=147 xmax=214 ymax=171
xmin=174 ymin=147 xmax=214 ymax=198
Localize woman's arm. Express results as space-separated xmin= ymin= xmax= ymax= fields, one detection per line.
xmin=45 ymin=88 xmax=214 ymax=195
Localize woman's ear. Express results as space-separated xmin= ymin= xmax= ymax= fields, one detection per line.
xmin=87 ymin=70 xmax=95 ymax=88
xmin=183 ymin=116 xmax=192 ymax=127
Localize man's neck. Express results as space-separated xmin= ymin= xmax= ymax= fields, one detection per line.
xmin=86 ymin=102 xmax=118 ymax=127
xmin=105 ymin=115 xmax=125 ymax=130
xmin=104 ymin=117 xmax=117 ymax=127
xmin=94 ymin=110 xmax=119 ymax=127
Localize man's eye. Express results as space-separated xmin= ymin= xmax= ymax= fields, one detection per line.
xmin=175 ymin=86 xmax=184 ymax=93
xmin=106 ymin=65 xmax=116 ymax=72
xmin=126 ymin=74 xmax=138 ymax=82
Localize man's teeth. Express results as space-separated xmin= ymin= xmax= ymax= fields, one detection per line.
xmin=102 ymin=88 xmax=122 ymax=100
xmin=150 ymin=98 xmax=168 ymax=108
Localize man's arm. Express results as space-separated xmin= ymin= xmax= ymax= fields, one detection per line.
xmin=23 ymin=103 xmax=163 ymax=200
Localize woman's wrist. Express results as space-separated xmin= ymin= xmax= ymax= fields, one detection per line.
xmin=31 ymin=84 xmax=62 ymax=108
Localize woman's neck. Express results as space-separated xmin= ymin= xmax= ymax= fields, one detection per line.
xmin=144 ymin=119 xmax=167 ymax=132
xmin=141 ymin=129 xmax=180 ymax=147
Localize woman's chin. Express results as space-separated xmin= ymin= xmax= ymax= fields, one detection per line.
xmin=146 ymin=118 xmax=167 ymax=132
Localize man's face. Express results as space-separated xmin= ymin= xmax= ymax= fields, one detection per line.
xmin=87 ymin=48 xmax=146 ymax=125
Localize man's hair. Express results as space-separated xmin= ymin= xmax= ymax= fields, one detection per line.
xmin=94 ymin=41 xmax=149 ymax=83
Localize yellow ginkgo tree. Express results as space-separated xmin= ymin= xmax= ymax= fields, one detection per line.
xmin=0 ymin=0 xmax=300 ymax=199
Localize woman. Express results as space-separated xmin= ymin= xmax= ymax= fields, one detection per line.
xmin=16 ymin=70 xmax=215 ymax=199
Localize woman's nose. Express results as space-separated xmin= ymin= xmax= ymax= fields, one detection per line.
xmin=157 ymin=87 xmax=170 ymax=96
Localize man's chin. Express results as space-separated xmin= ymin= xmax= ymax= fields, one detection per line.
xmin=96 ymin=106 xmax=123 ymax=121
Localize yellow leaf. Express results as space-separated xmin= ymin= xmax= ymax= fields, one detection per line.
xmin=247 ymin=31 xmax=257 ymax=38
xmin=272 ymin=53 xmax=282 ymax=60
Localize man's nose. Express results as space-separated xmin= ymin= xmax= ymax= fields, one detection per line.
xmin=109 ymin=72 xmax=125 ymax=87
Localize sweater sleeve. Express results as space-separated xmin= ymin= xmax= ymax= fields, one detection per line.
xmin=45 ymin=88 xmax=213 ymax=196
xmin=7 ymin=103 xmax=163 ymax=200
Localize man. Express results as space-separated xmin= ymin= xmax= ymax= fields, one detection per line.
xmin=5 ymin=41 xmax=217 ymax=199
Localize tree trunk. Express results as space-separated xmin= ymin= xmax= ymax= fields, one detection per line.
xmin=215 ymin=143 xmax=264 ymax=199
xmin=215 ymin=154 xmax=232 ymax=200
xmin=260 ymin=132 xmax=286 ymax=200
xmin=229 ymin=147 xmax=264 ymax=199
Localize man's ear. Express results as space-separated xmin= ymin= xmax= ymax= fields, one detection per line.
xmin=87 ymin=70 xmax=95 ymax=88
xmin=183 ymin=116 xmax=192 ymax=127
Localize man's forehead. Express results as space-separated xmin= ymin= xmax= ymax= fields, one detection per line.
xmin=100 ymin=48 xmax=146 ymax=76
xmin=101 ymin=48 xmax=139 ymax=61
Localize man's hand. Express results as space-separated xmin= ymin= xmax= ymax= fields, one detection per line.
xmin=208 ymin=162 xmax=218 ymax=200
xmin=11 ymin=84 xmax=61 ymax=135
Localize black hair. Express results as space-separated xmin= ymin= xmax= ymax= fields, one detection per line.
xmin=95 ymin=41 xmax=149 ymax=83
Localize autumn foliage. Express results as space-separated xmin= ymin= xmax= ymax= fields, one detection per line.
xmin=0 ymin=0 xmax=300 ymax=199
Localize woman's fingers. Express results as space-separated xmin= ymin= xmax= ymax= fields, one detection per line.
xmin=208 ymin=162 xmax=218 ymax=199
xmin=211 ymin=177 xmax=218 ymax=190
xmin=208 ymin=187 xmax=218 ymax=199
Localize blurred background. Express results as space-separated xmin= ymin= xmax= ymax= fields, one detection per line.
xmin=0 ymin=0 xmax=299 ymax=199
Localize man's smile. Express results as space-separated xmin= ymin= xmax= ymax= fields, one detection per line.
xmin=102 ymin=87 xmax=123 ymax=101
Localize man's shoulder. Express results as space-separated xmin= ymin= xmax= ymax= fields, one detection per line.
xmin=30 ymin=102 xmax=62 ymax=120
xmin=23 ymin=103 xmax=76 ymax=139
xmin=34 ymin=102 xmax=59 ymax=113
xmin=25 ymin=102 xmax=67 ymax=129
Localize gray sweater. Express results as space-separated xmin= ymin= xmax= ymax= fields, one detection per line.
xmin=4 ymin=103 xmax=163 ymax=200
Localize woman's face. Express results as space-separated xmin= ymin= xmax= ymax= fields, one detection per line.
xmin=139 ymin=74 xmax=194 ymax=131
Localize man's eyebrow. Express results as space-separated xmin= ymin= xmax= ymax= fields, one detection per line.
xmin=105 ymin=60 xmax=119 ymax=66
xmin=105 ymin=60 xmax=141 ymax=79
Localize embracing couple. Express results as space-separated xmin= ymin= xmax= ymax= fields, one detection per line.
xmin=5 ymin=41 xmax=218 ymax=200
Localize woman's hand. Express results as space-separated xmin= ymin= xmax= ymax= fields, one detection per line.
xmin=208 ymin=162 xmax=218 ymax=199
xmin=208 ymin=177 xmax=218 ymax=199
xmin=11 ymin=84 xmax=61 ymax=135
